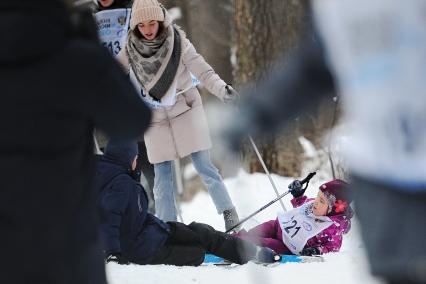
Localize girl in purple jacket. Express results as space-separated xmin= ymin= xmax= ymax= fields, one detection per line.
xmin=234 ymin=179 xmax=353 ymax=256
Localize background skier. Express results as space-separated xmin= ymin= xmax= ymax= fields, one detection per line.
xmin=96 ymin=0 xmax=132 ymax=10
xmin=92 ymin=0 xmax=157 ymax=214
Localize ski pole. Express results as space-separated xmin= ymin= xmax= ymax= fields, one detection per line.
xmin=225 ymin=172 xmax=316 ymax=233
xmin=248 ymin=135 xmax=287 ymax=212
xmin=173 ymin=160 xmax=185 ymax=223
xmin=225 ymin=85 xmax=288 ymax=212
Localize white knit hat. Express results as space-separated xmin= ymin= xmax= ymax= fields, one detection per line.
xmin=130 ymin=0 xmax=165 ymax=30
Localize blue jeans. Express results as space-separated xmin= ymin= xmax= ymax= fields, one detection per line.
xmin=153 ymin=150 xmax=234 ymax=221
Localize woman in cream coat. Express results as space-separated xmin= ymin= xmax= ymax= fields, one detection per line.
xmin=118 ymin=0 xmax=240 ymax=230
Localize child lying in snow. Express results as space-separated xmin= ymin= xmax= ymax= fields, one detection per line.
xmin=234 ymin=179 xmax=354 ymax=256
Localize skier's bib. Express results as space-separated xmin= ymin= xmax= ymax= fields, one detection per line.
xmin=129 ymin=68 xmax=177 ymax=108
xmin=129 ymin=68 xmax=201 ymax=109
xmin=95 ymin=8 xmax=131 ymax=56
xmin=277 ymin=201 xmax=333 ymax=255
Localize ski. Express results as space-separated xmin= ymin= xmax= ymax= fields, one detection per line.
xmin=202 ymin=254 xmax=325 ymax=266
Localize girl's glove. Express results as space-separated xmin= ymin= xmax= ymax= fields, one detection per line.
xmin=288 ymin=180 xmax=305 ymax=198
xmin=300 ymin=247 xmax=320 ymax=256
xmin=223 ymin=85 xmax=240 ymax=104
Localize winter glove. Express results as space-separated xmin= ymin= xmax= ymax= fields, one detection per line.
xmin=223 ymin=85 xmax=240 ymax=104
xmin=106 ymin=252 xmax=130 ymax=265
xmin=300 ymin=247 xmax=320 ymax=256
xmin=288 ymin=180 xmax=305 ymax=198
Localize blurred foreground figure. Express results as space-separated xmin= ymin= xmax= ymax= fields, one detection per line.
xmin=96 ymin=0 xmax=133 ymax=11
xmin=225 ymin=1 xmax=426 ymax=283
xmin=0 ymin=0 xmax=151 ymax=283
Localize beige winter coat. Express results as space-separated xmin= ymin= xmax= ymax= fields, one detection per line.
xmin=118 ymin=29 xmax=227 ymax=164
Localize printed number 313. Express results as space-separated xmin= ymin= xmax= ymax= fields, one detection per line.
xmin=103 ymin=41 xmax=121 ymax=55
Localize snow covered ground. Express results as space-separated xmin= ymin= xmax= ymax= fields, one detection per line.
xmin=106 ymin=170 xmax=385 ymax=284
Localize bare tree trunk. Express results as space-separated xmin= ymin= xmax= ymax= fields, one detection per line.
xmin=234 ymin=0 xmax=310 ymax=176
xmin=187 ymin=0 xmax=233 ymax=86
xmin=163 ymin=0 xmax=233 ymax=91
xmin=161 ymin=0 xmax=191 ymax=30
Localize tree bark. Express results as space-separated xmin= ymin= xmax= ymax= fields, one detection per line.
xmin=162 ymin=0 xmax=233 ymax=94
xmin=234 ymin=0 xmax=310 ymax=176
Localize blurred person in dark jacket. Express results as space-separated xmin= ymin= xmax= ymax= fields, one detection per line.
xmin=0 ymin=0 xmax=151 ymax=283
xmin=223 ymin=1 xmax=426 ymax=284
xmin=96 ymin=0 xmax=133 ymax=11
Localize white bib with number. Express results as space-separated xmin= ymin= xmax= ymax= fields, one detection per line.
xmin=95 ymin=8 xmax=131 ymax=56
xmin=129 ymin=67 xmax=201 ymax=109
xmin=129 ymin=68 xmax=178 ymax=109
xmin=277 ymin=201 xmax=333 ymax=255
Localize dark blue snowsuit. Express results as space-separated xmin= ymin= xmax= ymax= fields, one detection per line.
xmin=96 ymin=154 xmax=170 ymax=264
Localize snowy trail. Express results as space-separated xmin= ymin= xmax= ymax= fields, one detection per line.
xmin=106 ymin=171 xmax=383 ymax=284
xmin=107 ymin=254 xmax=379 ymax=284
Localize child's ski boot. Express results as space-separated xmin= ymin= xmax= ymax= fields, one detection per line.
xmin=254 ymin=247 xmax=282 ymax=263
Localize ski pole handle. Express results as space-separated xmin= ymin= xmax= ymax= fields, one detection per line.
xmin=300 ymin=172 xmax=316 ymax=185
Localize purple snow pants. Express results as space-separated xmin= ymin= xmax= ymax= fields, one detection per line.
xmin=233 ymin=219 xmax=291 ymax=254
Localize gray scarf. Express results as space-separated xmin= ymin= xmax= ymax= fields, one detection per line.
xmin=126 ymin=24 xmax=181 ymax=101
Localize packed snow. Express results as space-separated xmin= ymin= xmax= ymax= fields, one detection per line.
xmin=106 ymin=169 xmax=384 ymax=284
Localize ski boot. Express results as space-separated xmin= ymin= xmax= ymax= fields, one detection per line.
xmin=254 ymin=247 xmax=282 ymax=263
xmin=223 ymin=207 xmax=241 ymax=232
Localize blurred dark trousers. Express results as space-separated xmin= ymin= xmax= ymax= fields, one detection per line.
xmin=353 ymin=177 xmax=426 ymax=284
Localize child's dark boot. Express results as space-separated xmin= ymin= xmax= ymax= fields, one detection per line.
xmin=255 ymin=247 xmax=281 ymax=263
